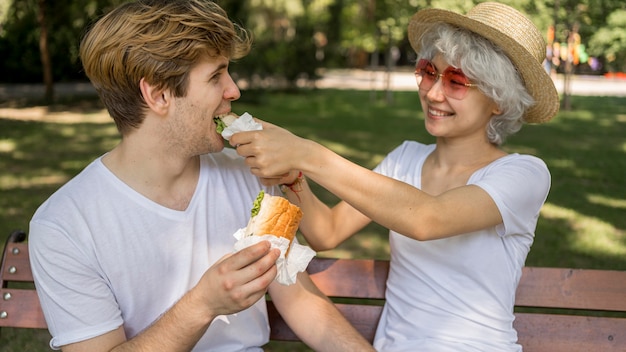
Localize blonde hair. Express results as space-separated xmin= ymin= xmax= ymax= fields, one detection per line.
xmin=80 ymin=0 xmax=252 ymax=134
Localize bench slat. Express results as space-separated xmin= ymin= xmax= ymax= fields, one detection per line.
xmin=306 ymin=257 xmax=388 ymax=299
xmin=1 ymin=243 xmax=33 ymax=283
xmin=4 ymin=229 xmax=626 ymax=351
xmin=514 ymin=313 xmax=626 ymax=351
xmin=0 ymin=289 xmax=47 ymax=329
xmin=516 ymin=267 xmax=626 ymax=311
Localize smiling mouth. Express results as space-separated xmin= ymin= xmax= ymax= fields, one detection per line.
xmin=428 ymin=107 xmax=454 ymax=117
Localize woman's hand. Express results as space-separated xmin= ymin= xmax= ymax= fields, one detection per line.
xmin=230 ymin=120 xmax=309 ymax=179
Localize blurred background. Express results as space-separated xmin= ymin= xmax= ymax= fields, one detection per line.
xmin=1 ymin=1 xmax=625 ymax=350
xmin=1 ymin=0 xmax=625 ymax=100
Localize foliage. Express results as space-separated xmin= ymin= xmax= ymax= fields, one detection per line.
xmin=223 ymin=0 xmax=322 ymax=88
xmin=0 ymin=0 xmax=127 ymax=83
xmin=588 ymin=10 xmax=626 ymax=72
xmin=0 ymin=0 xmax=625 ymax=86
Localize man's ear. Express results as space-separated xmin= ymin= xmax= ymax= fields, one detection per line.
xmin=139 ymin=78 xmax=171 ymax=116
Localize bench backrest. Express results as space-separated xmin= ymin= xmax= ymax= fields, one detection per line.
xmin=1 ymin=230 xmax=47 ymax=330
xmin=3 ymin=230 xmax=626 ymax=351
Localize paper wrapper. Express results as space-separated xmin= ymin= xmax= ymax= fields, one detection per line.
xmin=221 ymin=112 xmax=262 ymax=141
xmin=233 ymin=228 xmax=316 ymax=286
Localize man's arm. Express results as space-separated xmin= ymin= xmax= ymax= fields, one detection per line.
xmin=268 ymin=272 xmax=375 ymax=352
xmin=61 ymin=242 xmax=280 ymax=352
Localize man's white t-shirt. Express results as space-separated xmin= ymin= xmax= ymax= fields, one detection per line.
xmin=30 ymin=148 xmax=278 ymax=351
xmin=372 ymin=141 xmax=550 ymax=352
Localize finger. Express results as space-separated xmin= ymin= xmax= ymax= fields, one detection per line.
xmin=256 ymin=119 xmax=278 ymax=129
xmin=229 ymin=129 xmax=258 ymax=148
xmin=241 ymin=248 xmax=280 ymax=282
xmin=230 ymin=240 xmax=273 ymax=270
xmin=259 ymin=177 xmax=284 ymax=187
xmin=236 ymin=248 xmax=280 ymax=296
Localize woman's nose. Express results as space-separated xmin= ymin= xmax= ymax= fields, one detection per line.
xmin=426 ymin=75 xmax=446 ymax=101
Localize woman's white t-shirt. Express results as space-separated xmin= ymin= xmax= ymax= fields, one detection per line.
xmin=372 ymin=141 xmax=550 ymax=352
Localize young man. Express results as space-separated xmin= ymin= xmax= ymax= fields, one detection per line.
xmin=28 ymin=1 xmax=373 ymax=351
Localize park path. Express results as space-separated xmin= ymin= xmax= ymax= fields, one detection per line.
xmin=1 ymin=69 xmax=625 ymax=100
xmin=315 ymin=68 xmax=626 ymax=97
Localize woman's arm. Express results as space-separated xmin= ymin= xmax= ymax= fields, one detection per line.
xmin=278 ymin=172 xmax=372 ymax=250
xmin=232 ymin=121 xmax=503 ymax=241
xmin=268 ymin=272 xmax=375 ymax=352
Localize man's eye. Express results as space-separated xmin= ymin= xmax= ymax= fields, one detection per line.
xmin=210 ymin=72 xmax=223 ymax=82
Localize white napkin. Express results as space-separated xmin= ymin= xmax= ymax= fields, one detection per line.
xmin=221 ymin=112 xmax=263 ymax=140
xmin=233 ymin=228 xmax=316 ymax=286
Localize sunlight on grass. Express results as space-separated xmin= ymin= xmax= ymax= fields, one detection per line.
xmin=322 ymin=140 xmax=386 ymax=168
xmin=0 ymin=174 xmax=68 ymax=189
xmin=541 ymin=203 xmax=626 ymax=256
xmin=316 ymin=229 xmax=391 ymax=260
xmin=0 ymin=138 xmax=16 ymax=152
xmin=587 ymin=194 xmax=626 ymax=209
xmin=545 ymin=158 xmax=575 ymax=168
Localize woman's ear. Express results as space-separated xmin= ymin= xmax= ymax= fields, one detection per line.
xmin=139 ymin=78 xmax=170 ymax=116
xmin=492 ymin=104 xmax=502 ymax=116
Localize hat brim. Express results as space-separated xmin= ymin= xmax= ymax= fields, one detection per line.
xmin=408 ymin=8 xmax=559 ymax=123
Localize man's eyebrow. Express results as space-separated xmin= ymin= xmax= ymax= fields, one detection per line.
xmin=209 ymin=62 xmax=228 ymax=76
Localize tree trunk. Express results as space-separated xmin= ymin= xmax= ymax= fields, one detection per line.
xmin=37 ymin=0 xmax=54 ymax=102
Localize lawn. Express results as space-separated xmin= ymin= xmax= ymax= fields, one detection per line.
xmin=1 ymin=89 xmax=625 ymax=351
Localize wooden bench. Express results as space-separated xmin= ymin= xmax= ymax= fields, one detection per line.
xmin=3 ymin=229 xmax=626 ymax=351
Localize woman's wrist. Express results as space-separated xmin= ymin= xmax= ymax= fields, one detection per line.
xmin=280 ymin=171 xmax=304 ymax=194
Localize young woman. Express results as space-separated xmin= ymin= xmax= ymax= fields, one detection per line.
xmin=232 ymin=2 xmax=559 ymax=351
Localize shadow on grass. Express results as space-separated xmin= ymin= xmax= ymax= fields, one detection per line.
xmin=0 ymin=114 xmax=119 ymax=238
xmin=0 ymin=91 xmax=624 ymax=352
xmin=1 ymin=92 xmax=624 ymax=265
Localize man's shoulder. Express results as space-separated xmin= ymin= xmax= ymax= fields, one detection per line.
xmin=32 ymin=158 xmax=107 ymax=216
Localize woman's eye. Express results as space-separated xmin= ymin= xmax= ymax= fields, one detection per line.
xmin=449 ymin=73 xmax=470 ymax=86
xmin=450 ymin=79 xmax=466 ymax=86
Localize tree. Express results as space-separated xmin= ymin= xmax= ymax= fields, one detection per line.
xmin=37 ymin=0 xmax=53 ymax=101
xmin=588 ymin=9 xmax=626 ymax=73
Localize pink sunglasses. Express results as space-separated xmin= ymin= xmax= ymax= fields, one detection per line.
xmin=414 ymin=59 xmax=477 ymax=99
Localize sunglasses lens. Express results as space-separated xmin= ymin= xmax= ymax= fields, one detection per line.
xmin=444 ymin=69 xmax=472 ymax=99
xmin=415 ymin=59 xmax=437 ymax=90
xmin=414 ymin=59 xmax=474 ymax=99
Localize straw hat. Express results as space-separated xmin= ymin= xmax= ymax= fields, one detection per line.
xmin=408 ymin=2 xmax=559 ymax=123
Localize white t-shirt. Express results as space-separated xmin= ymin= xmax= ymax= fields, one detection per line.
xmin=372 ymin=141 xmax=550 ymax=352
xmin=29 ymin=148 xmax=279 ymax=351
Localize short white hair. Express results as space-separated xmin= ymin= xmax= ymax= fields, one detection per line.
xmin=417 ymin=23 xmax=535 ymax=145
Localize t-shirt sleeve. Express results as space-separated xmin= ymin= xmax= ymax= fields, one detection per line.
xmin=29 ymin=219 xmax=123 ymax=349
xmin=472 ymin=155 xmax=551 ymax=237
xmin=373 ymin=141 xmax=433 ymax=179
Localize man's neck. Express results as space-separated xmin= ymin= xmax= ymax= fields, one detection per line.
xmin=102 ymin=140 xmax=201 ymax=211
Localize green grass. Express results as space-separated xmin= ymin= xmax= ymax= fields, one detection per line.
xmin=1 ymin=90 xmax=625 ymax=351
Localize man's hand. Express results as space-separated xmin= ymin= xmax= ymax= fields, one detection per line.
xmin=193 ymin=241 xmax=280 ymax=318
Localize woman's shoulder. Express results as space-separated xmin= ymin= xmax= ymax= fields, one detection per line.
xmin=477 ymin=153 xmax=550 ymax=183
xmin=495 ymin=153 xmax=548 ymax=170
xmin=391 ymin=140 xmax=436 ymax=155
